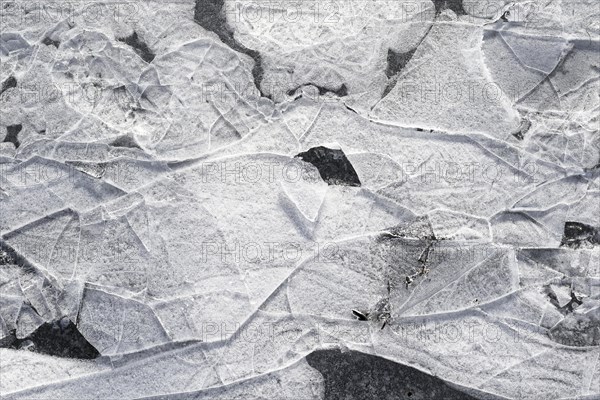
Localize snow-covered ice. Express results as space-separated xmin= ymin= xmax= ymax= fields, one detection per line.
xmin=1 ymin=0 xmax=599 ymax=399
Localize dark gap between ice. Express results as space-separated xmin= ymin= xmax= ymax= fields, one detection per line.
xmin=110 ymin=135 xmax=142 ymax=149
xmin=433 ymin=0 xmax=467 ymax=15
xmin=194 ymin=0 xmax=269 ymax=99
xmin=3 ymin=124 xmax=22 ymax=148
xmin=560 ymin=221 xmax=600 ymax=248
xmin=42 ymin=36 xmax=60 ymax=48
xmin=4 ymin=318 xmax=100 ymax=359
xmin=287 ymin=83 xmax=348 ymax=98
xmin=0 ymin=75 xmax=17 ymax=96
xmin=117 ymin=31 xmax=155 ymax=63
xmin=296 ymin=146 xmax=361 ymax=187
xmin=382 ymin=48 xmax=417 ymax=98
xmin=306 ymin=349 xmax=479 ymax=400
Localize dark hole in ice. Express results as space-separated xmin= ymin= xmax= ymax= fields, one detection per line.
xmin=0 ymin=75 xmax=17 ymax=96
xmin=306 ymin=349 xmax=478 ymax=399
xmin=0 ymin=247 xmax=15 ymax=265
xmin=42 ymin=36 xmax=60 ymax=48
xmin=194 ymin=0 xmax=269 ymax=99
xmin=386 ymin=48 xmax=416 ymax=79
xmin=566 ymin=291 xmax=584 ymax=310
xmin=7 ymin=318 xmax=100 ymax=359
xmin=513 ymin=131 xmax=524 ymax=140
xmin=110 ymin=135 xmax=141 ymax=149
xmin=512 ymin=118 xmax=531 ymax=140
xmin=320 ymin=84 xmax=348 ymax=97
xmin=433 ymin=0 xmax=467 ymax=15
xmin=546 ymin=286 xmax=584 ymax=314
xmin=380 ymin=216 xmax=437 ymax=242
xmin=117 ymin=31 xmax=155 ymax=63
xmin=549 ymin=309 xmax=600 ymax=347
xmin=381 ymin=48 xmax=416 ymax=98
xmin=585 ymin=163 xmax=600 ymax=172
xmin=345 ymin=105 xmax=358 ymax=114
xmin=1 ymin=232 xmax=69 ymax=274
xmin=3 ymin=124 xmax=22 ymax=148
xmin=194 ymin=0 xmax=228 ymax=36
xmin=0 ymin=240 xmax=32 ymax=270
xmin=287 ymin=83 xmax=348 ymax=98
xmin=560 ymin=221 xmax=600 ymax=248
xmin=296 ymin=146 xmax=361 ymax=186
xmin=352 ymin=309 xmax=369 ymax=321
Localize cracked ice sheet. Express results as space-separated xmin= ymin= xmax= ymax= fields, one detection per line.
xmin=1 ymin=0 xmax=599 ymax=399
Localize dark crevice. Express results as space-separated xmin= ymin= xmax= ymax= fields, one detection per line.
xmin=549 ymin=309 xmax=600 ymax=347
xmin=433 ymin=0 xmax=467 ymax=15
xmin=194 ymin=0 xmax=269 ymax=99
xmin=378 ymin=217 xmax=439 ymax=292
xmin=560 ymin=221 xmax=600 ymax=248
xmin=564 ymin=291 xmax=584 ymax=312
xmin=110 ymin=135 xmax=142 ymax=149
xmin=318 ymin=83 xmax=347 ymax=97
xmin=296 ymin=146 xmax=361 ymax=187
xmin=0 ymin=245 xmax=16 ymax=266
xmin=385 ymin=48 xmax=417 ymax=79
xmin=512 ymin=118 xmax=531 ymax=140
xmin=1 ymin=241 xmax=99 ymax=359
xmin=287 ymin=83 xmax=348 ymax=98
xmin=378 ymin=23 xmax=434 ymax=103
xmin=381 ymin=216 xmax=437 ymax=242
xmin=1 ymin=212 xmax=76 ymax=272
xmin=0 ymin=244 xmax=101 ymax=359
xmin=585 ymin=163 xmax=600 ymax=173
xmin=545 ymin=284 xmax=584 ymax=314
xmin=117 ymin=31 xmax=155 ymax=63
xmin=41 ymin=36 xmax=60 ymax=48
xmin=512 ymin=131 xmax=524 ymax=140
xmin=0 ymin=239 xmax=34 ymax=271
xmin=306 ymin=349 xmax=479 ymax=400
xmin=1 ymin=75 xmax=17 ymax=96
xmin=3 ymin=124 xmax=22 ymax=148
xmin=4 ymin=317 xmax=100 ymax=359
xmin=345 ymin=104 xmax=358 ymax=114
xmin=351 ymin=309 xmax=369 ymax=321
xmin=382 ymin=48 xmax=417 ymax=98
